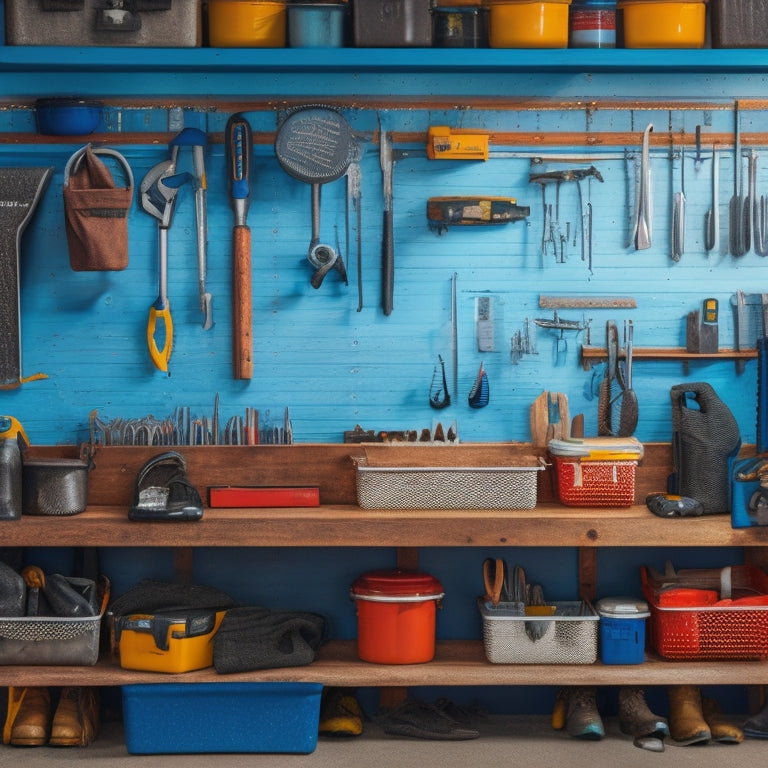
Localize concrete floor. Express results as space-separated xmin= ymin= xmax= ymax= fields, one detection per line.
xmin=0 ymin=717 xmax=765 ymax=768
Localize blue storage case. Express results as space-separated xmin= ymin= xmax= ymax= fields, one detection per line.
xmin=596 ymin=597 xmax=648 ymax=665
xmin=122 ymin=682 xmax=322 ymax=754
xmin=731 ymin=454 xmax=768 ymax=528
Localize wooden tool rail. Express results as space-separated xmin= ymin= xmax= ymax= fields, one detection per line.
xmin=581 ymin=345 xmax=757 ymax=370
xmin=8 ymin=128 xmax=768 ymax=151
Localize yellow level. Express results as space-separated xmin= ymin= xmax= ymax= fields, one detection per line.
xmin=426 ymin=126 xmax=489 ymax=161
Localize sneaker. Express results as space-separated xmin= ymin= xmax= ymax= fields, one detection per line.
xmin=319 ymin=688 xmax=363 ymax=737
xmin=375 ymin=698 xmax=479 ymax=740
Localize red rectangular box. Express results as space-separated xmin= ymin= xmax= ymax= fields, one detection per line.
xmin=208 ymin=487 xmax=320 ymax=508
xmin=551 ymin=455 xmax=637 ymax=507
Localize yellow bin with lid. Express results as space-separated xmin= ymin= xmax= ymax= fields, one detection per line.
xmin=208 ymin=0 xmax=287 ymax=47
xmin=617 ymin=0 xmax=706 ymax=48
xmin=488 ymin=0 xmax=571 ymax=48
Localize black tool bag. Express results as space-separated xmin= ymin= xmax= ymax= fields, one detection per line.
xmin=669 ymin=382 xmax=741 ymax=514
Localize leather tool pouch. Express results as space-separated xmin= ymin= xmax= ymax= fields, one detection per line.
xmin=63 ymin=145 xmax=133 ymax=271
xmin=669 ymin=382 xmax=741 ymax=514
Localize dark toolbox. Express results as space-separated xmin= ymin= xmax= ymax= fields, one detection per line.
xmin=5 ymin=0 xmax=202 ymax=47
xmin=115 ymin=609 xmax=226 ymax=673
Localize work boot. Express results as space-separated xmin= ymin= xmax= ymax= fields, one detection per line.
xmin=318 ymin=687 xmax=363 ymax=737
xmin=702 ymin=696 xmax=743 ymax=744
xmin=744 ymin=700 xmax=768 ymax=738
xmin=4 ymin=687 xmax=51 ymax=746
xmin=49 ymin=686 xmax=99 ymax=747
xmin=619 ymin=686 xmax=670 ymax=740
xmin=668 ymin=685 xmax=710 ymax=746
xmin=565 ymin=686 xmax=604 ymax=740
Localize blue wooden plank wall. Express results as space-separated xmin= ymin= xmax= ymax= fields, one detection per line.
xmin=0 ymin=101 xmax=762 ymax=445
xmin=2 ymin=52 xmax=764 ymax=717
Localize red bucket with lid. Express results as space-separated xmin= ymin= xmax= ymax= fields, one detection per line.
xmin=350 ymin=570 xmax=444 ymax=664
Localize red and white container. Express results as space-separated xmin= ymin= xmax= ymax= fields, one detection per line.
xmin=548 ymin=437 xmax=644 ymax=507
xmin=570 ymin=1 xmax=616 ymax=47
xmin=350 ymin=569 xmax=444 ymax=664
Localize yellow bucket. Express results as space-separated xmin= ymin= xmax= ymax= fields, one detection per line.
xmin=208 ymin=0 xmax=287 ymax=47
xmin=617 ymin=0 xmax=705 ymax=48
xmin=488 ymin=0 xmax=571 ymax=48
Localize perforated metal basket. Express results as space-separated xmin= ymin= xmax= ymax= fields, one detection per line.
xmin=478 ymin=598 xmax=599 ymax=664
xmin=0 ymin=613 xmax=103 ymax=665
xmin=0 ymin=576 xmax=108 ymax=665
xmin=354 ymin=459 xmax=543 ymax=510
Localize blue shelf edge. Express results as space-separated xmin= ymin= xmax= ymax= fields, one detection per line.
xmin=3 ymin=47 xmax=768 ymax=74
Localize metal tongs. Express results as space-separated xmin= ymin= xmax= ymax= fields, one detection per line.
xmin=632 ymin=123 xmax=653 ymax=250
xmin=170 ymin=128 xmax=212 ymax=329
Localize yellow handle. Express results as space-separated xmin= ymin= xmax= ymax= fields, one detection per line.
xmin=147 ymin=303 xmax=173 ymax=372
xmin=0 ymin=416 xmax=28 ymax=446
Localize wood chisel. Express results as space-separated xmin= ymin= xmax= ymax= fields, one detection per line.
xmin=427 ymin=197 xmax=530 ymax=233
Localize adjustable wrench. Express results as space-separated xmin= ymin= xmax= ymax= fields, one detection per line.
xmin=140 ymin=159 xmax=184 ymax=373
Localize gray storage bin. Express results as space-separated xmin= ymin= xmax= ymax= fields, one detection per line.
xmin=5 ymin=0 xmax=202 ymax=47
xmin=710 ymin=0 xmax=768 ymax=48
xmin=353 ymin=0 xmax=432 ymax=46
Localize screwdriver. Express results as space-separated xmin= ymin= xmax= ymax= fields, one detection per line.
xmin=226 ymin=114 xmax=253 ymax=380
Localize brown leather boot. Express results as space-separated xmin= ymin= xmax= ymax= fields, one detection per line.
xmin=702 ymin=696 xmax=744 ymax=744
xmin=49 ymin=687 xmax=100 ymax=747
xmin=564 ymin=686 xmax=605 ymax=740
xmin=668 ymin=685 xmax=710 ymax=746
xmin=4 ymin=687 xmax=51 ymax=746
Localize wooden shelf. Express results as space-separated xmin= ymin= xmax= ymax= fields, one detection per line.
xmin=4 ymin=502 xmax=768 ymax=549
xmin=3 ymin=641 xmax=766 ymax=688
xmin=5 ymin=444 xmax=767 ymax=693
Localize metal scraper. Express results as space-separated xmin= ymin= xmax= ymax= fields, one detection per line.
xmin=0 ymin=167 xmax=54 ymax=389
xmin=731 ymin=290 xmax=762 ymax=373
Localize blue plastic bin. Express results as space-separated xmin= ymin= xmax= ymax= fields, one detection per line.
xmin=122 ymin=682 xmax=323 ymax=754
xmin=596 ymin=597 xmax=648 ymax=665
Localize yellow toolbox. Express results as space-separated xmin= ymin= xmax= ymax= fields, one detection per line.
xmin=116 ymin=609 xmax=226 ymax=673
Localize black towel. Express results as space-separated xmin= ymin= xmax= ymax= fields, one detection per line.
xmin=213 ymin=605 xmax=325 ymax=673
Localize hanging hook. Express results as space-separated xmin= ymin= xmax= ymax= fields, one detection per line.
xmin=429 ymin=354 xmax=451 ymax=410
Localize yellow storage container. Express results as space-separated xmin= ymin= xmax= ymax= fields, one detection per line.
xmin=488 ymin=0 xmax=571 ymax=48
xmin=116 ymin=609 xmax=226 ymax=673
xmin=617 ymin=0 xmax=705 ymax=48
xmin=207 ymin=0 xmax=286 ymax=47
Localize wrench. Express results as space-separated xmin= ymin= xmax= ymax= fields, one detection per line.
xmin=140 ymin=159 xmax=184 ymax=373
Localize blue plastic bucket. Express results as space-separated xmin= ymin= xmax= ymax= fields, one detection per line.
xmin=288 ymin=3 xmax=347 ymax=47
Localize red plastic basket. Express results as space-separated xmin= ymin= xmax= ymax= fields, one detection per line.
xmin=641 ymin=565 xmax=768 ymax=660
xmin=551 ymin=456 xmax=636 ymax=507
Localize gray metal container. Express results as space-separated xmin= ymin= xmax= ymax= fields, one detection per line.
xmin=5 ymin=0 xmax=202 ymax=47
xmin=0 ymin=439 xmax=22 ymax=521
xmin=22 ymin=457 xmax=89 ymax=516
xmin=353 ymin=0 xmax=432 ymax=46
